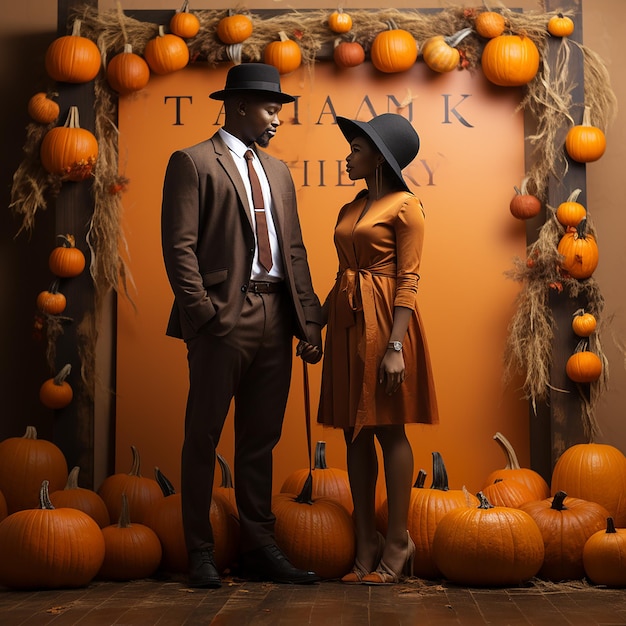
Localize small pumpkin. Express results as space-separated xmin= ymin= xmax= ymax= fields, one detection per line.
xmin=40 ymin=106 xmax=98 ymax=181
xmin=583 ymin=517 xmax=626 ymax=587
xmin=572 ymin=308 xmax=597 ymax=337
xmin=169 ymin=0 xmax=200 ymax=39
xmin=0 ymin=480 xmax=105 ymax=590
xmin=421 ymin=28 xmax=472 ymax=73
xmin=49 ymin=234 xmax=86 ymax=278
xmin=97 ymin=445 xmax=164 ymax=524
xmin=106 ymin=44 xmax=150 ymax=95
xmin=39 ymin=363 xmax=73 ymax=410
xmin=45 ymin=19 xmax=101 ymax=83
xmin=27 ymin=92 xmax=60 ymax=125
xmin=474 ymin=11 xmax=506 ymax=39
xmin=49 ymin=465 xmax=111 ymax=528
xmin=36 ymin=279 xmax=67 ymax=315
xmin=273 ymin=474 xmax=355 ymax=580
xmin=557 ymin=218 xmax=599 ymax=279
xmin=328 ymin=8 xmax=352 ymax=34
xmin=264 ymin=31 xmax=302 ymax=75
xmin=556 ymin=188 xmax=586 ymax=228
xmin=482 ymin=477 xmax=536 ymax=509
xmin=216 ymin=10 xmax=253 ymax=44
xmin=144 ymin=25 xmax=189 ymax=75
xmin=432 ymin=492 xmax=544 ymax=586
xmin=551 ymin=442 xmax=626 ymax=527
xmin=565 ymin=105 xmax=606 ymax=163
xmin=98 ymin=493 xmax=162 ymax=581
xmin=566 ymin=340 xmax=602 ymax=383
xmin=0 ymin=426 xmax=68 ymax=513
xmin=371 ymin=19 xmax=418 ymax=74
xmin=548 ymin=13 xmax=575 ymax=38
xmin=481 ymin=34 xmax=540 ymax=87
xmin=333 ymin=38 xmax=365 ymax=69
xmin=509 ymin=178 xmax=541 ymax=220
xmin=520 ymin=490 xmax=609 ymax=581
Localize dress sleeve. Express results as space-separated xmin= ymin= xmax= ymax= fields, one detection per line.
xmin=393 ymin=195 xmax=425 ymax=310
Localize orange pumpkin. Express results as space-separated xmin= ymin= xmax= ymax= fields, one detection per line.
xmin=521 ymin=491 xmax=609 ymax=581
xmin=566 ymin=343 xmax=602 ymax=383
xmin=333 ymin=39 xmax=365 ymax=69
xmin=39 ymin=363 xmax=73 ymax=410
xmin=371 ymin=20 xmax=418 ymax=74
xmin=144 ymin=25 xmax=189 ymax=75
xmin=106 ymin=44 xmax=150 ymax=95
xmin=421 ymin=28 xmax=472 ymax=74
xmin=0 ymin=426 xmax=68 ymax=513
xmin=583 ymin=517 xmax=626 ymax=587
xmin=551 ymin=442 xmax=626 ymax=527
xmin=572 ymin=309 xmax=597 ymax=337
xmin=548 ymin=13 xmax=575 ymax=38
xmin=482 ymin=477 xmax=536 ymax=509
xmin=556 ymin=188 xmax=587 ymax=227
xmin=557 ymin=218 xmax=599 ymax=279
xmin=328 ymin=9 xmax=352 ymax=34
xmin=264 ymin=31 xmax=302 ymax=75
xmin=474 ymin=11 xmax=506 ymax=39
xmin=509 ymin=180 xmax=541 ymax=220
xmin=98 ymin=493 xmax=162 ymax=581
xmin=45 ymin=19 xmax=101 ymax=83
xmin=0 ymin=480 xmax=105 ymax=590
xmin=97 ymin=445 xmax=164 ymax=524
xmin=27 ymin=92 xmax=60 ymax=125
xmin=36 ymin=280 xmax=67 ymax=315
xmin=216 ymin=10 xmax=253 ymax=44
xmin=49 ymin=465 xmax=111 ymax=528
xmin=40 ymin=106 xmax=98 ymax=181
xmin=169 ymin=0 xmax=200 ymax=39
xmin=481 ymin=34 xmax=540 ymax=87
xmin=565 ymin=105 xmax=606 ymax=163
xmin=49 ymin=234 xmax=86 ymax=278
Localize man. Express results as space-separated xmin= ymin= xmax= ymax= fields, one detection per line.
xmin=161 ymin=63 xmax=323 ymax=588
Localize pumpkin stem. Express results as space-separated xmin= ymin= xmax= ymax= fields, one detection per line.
xmin=39 ymin=480 xmax=55 ymax=510
xmin=567 ymin=188 xmax=583 ymax=203
xmin=314 ymin=441 xmax=328 ymax=470
xmin=117 ymin=492 xmax=132 ymax=528
xmin=71 ymin=19 xmax=83 ymax=38
xmin=154 ymin=467 xmax=176 ymax=496
xmin=445 ymin=27 xmax=473 ymax=48
xmin=65 ymin=466 xmax=81 ymax=490
xmin=295 ymin=472 xmax=314 ymax=505
xmin=551 ymin=490 xmax=568 ymax=510
xmin=476 ymin=491 xmax=494 ymax=509
xmin=128 ymin=444 xmax=142 ymax=477
xmin=493 ymin=432 xmax=522 ymax=470
xmin=53 ymin=363 xmax=72 ymax=386
xmin=430 ymin=451 xmax=450 ymax=491
xmin=581 ymin=105 xmax=592 ymax=127
xmin=23 ymin=425 xmax=38 ymax=440
xmin=606 ymin=517 xmax=616 ymax=534
xmin=158 ymin=24 xmax=166 ymax=37
xmin=57 ymin=233 xmax=77 ymax=248
xmin=575 ymin=217 xmax=589 ymax=240
xmin=217 ymin=454 xmax=234 ymax=488
xmin=413 ymin=469 xmax=427 ymax=489
xmin=179 ymin=0 xmax=190 ymax=13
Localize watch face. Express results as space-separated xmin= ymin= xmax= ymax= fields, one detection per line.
xmin=393 ymin=341 xmax=402 ymax=351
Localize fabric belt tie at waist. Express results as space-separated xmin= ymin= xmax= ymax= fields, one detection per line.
xmin=247 ymin=281 xmax=284 ymax=294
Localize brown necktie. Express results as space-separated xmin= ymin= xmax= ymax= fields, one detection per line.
xmin=244 ymin=150 xmax=273 ymax=272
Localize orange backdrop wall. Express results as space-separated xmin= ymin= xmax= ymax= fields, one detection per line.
xmin=115 ymin=60 xmax=528 ymax=495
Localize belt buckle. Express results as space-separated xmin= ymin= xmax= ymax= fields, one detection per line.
xmin=250 ymin=281 xmax=270 ymax=293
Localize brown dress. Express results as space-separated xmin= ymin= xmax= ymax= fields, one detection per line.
xmin=317 ymin=190 xmax=439 ymax=436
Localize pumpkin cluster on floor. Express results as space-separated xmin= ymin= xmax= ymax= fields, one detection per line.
xmin=1 ymin=430 xmax=626 ymax=590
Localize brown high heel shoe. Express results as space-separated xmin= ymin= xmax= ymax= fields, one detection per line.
xmin=341 ymin=532 xmax=385 ymax=584
xmin=362 ymin=531 xmax=415 ymax=585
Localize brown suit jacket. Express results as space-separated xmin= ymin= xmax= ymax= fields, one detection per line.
xmin=161 ymin=132 xmax=321 ymax=341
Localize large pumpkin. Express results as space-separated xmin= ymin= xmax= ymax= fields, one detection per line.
xmin=264 ymin=31 xmax=302 ymax=75
xmin=432 ymin=492 xmax=544 ymax=586
xmin=0 ymin=481 xmax=105 ymax=590
xmin=371 ymin=20 xmax=418 ymax=73
xmin=0 ymin=426 xmax=68 ymax=513
xmin=144 ymin=25 xmax=189 ymax=75
xmin=40 ymin=106 xmax=98 ymax=182
xmin=44 ymin=19 xmax=101 ymax=83
xmin=273 ymin=475 xmax=355 ymax=579
xmin=520 ymin=491 xmax=609 ymax=581
xmin=583 ymin=517 xmax=626 ymax=587
xmin=106 ymin=44 xmax=150 ymax=95
xmin=557 ymin=218 xmax=599 ymax=279
xmin=481 ymin=34 xmax=540 ymax=86
xmin=551 ymin=442 xmax=626 ymax=527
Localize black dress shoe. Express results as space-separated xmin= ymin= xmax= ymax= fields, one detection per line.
xmin=240 ymin=544 xmax=320 ymax=584
xmin=188 ymin=549 xmax=221 ymax=589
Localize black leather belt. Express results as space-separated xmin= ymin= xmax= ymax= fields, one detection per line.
xmin=247 ymin=281 xmax=285 ymax=294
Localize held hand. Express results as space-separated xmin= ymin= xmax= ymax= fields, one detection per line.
xmin=378 ymin=351 xmax=406 ymax=395
xmin=296 ymin=340 xmax=322 ymax=364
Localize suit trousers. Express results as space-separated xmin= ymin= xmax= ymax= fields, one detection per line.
xmin=181 ymin=289 xmax=293 ymax=554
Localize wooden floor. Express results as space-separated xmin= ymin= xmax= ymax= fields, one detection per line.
xmin=2 ymin=575 xmax=626 ymax=625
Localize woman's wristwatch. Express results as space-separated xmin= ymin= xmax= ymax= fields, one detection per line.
xmin=387 ymin=341 xmax=403 ymax=352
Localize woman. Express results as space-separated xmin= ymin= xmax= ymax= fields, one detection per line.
xmin=301 ymin=113 xmax=438 ymax=584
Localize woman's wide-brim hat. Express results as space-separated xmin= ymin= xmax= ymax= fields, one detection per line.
xmin=336 ymin=113 xmax=420 ymax=191
xmin=209 ymin=63 xmax=295 ymax=103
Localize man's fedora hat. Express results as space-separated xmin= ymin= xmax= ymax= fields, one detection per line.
xmin=209 ymin=63 xmax=295 ymax=103
xmin=336 ymin=113 xmax=420 ymax=191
